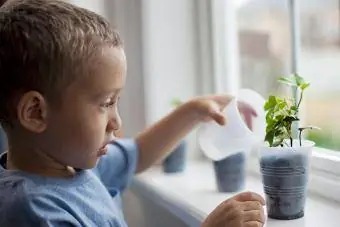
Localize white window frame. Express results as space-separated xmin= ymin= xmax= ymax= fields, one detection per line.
xmin=196 ymin=0 xmax=340 ymax=202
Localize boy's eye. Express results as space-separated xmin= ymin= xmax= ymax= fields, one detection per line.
xmin=101 ymin=97 xmax=117 ymax=108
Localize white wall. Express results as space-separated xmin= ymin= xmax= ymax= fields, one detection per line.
xmin=142 ymin=0 xmax=198 ymax=124
xmin=141 ymin=0 xmax=203 ymax=162
xmin=71 ymin=0 xmax=107 ymax=16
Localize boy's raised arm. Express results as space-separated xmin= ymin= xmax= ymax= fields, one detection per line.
xmin=135 ymin=95 xmax=233 ymax=173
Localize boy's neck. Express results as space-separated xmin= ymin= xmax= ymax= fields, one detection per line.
xmin=6 ymin=148 xmax=76 ymax=178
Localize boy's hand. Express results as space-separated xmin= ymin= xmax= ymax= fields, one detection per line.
xmin=188 ymin=95 xmax=234 ymax=125
xmin=188 ymin=95 xmax=257 ymax=128
xmin=201 ymin=192 xmax=266 ymax=227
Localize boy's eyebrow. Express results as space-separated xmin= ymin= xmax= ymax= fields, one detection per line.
xmin=96 ymin=88 xmax=122 ymax=97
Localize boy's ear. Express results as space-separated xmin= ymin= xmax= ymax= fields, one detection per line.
xmin=17 ymin=91 xmax=48 ymax=133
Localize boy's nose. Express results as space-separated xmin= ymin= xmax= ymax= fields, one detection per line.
xmin=107 ymin=116 xmax=122 ymax=134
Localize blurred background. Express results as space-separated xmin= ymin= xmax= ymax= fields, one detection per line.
xmin=236 ymin=0 xmax=340 ymax=151
xmin=70 ymin=0 xmax=340 ymax=152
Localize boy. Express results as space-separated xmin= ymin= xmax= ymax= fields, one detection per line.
xmin=0 ymin=0 xmax=265 ymax=226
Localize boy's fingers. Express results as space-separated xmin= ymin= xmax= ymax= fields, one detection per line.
xmin=241 ymin=201 xmax=264 ymax=211
xmin=244 ymin=221 xmax=264 ymax=227
xmin=243 ymin=210 xmax=265 ymax=223
xmin=209 ymin=110 xmax=226 ymax=125
xmin=233 ymin=192 xmax=265 ymax=205
xmin=209 ymin=94 xmax=234 ymax=106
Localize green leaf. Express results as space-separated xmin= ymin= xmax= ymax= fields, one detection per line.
xmin=266 ymin=113 xmax=273 ymax=122
xmin=266 ymin=116 xmax=275 ymax=128
xmin=278 ymin=77 xmax=298 ymax=87
xmin=283 ymin=116 xmax=299 ymax=123
xmin=272 ymin=127 xmax=290 ymax=147
xmin=300 ymin=82 xmax=310 ymax=90
xmin=265 ymin=129 xmax=275 ymax=147
xmin=278 ymin=74 xmax=307 ymax=87
xmin=272 ymin=120 xmax=284 ymax=130
xmin=291 ymin=106 xmax=298 ymax=111
xmin=275 ymin=96 xmax=284 ymax=103
xmin=293 ymin=74 xmax=305 ymax=86
xmin=275 ymin=108 xmax=288 ymax=117
xmin=288 ymin=109 xmax=297 ymax=116
xmin=278 ymin=101 xmax=286 ymax=110
xmin=275 ymin=115 xmax=285 ymax=123
xmin=272 ymin=139 xmax=284 ymax=147
xmin=264 ymin=96 xmax=277 ymax=111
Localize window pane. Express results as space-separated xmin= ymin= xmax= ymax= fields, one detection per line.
xmin=237 ymin=0 xmax=291 ymax=98
xmin=299 ymin=0 xmax=340 ymax=151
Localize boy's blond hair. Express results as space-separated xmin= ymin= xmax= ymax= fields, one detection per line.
xmin=0 ymin=0 xmax=122 ymax=127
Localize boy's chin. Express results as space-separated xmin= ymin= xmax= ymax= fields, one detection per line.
xmin=72 ymin=158 xmax=100 ymax=170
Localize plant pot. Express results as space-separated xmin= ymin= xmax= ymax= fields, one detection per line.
xmin=259 ymin=140 xmax=314 ymax=220
xmin=213 ymin=151 xmax=246 ymax=193
xmin=162 ymin=140 xmax=187 ymax=173
xmin=0 ymin=126 xmax=7 ymax=155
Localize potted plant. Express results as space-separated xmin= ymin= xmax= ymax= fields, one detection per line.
xmin=162 ymin=98 xmax=188 ymax=173
xmin=213 ymin=151 xmax=246 ymax=193
xmin=259 ymin=74 xmax=318 ymax=220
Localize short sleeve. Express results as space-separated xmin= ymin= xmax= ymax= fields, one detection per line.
xmin=94 ymin=138 xmax=139 ymax=192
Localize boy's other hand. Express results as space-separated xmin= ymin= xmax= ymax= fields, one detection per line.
xmin=201 ymin=192 xmax=266 ymax=227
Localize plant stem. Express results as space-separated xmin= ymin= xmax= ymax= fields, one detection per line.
xmin=299 ymin=129 xmax=302 ymax=146
xmin=297 ymin=90 xmax=304 ymax=147
xmin=288 ymin=124 xmax=293 ymax=147
xmin=297 ymin=89 xmax=304 ymax=109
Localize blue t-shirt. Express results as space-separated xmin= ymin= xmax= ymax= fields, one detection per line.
xmin=0 ymin=126 xmax=7 ymax=154
xmin=0 ymin=139 xmax=139 ymax=227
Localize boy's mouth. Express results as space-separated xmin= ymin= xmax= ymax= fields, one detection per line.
xmin=97 ymin=138 xmax=115 ymax=157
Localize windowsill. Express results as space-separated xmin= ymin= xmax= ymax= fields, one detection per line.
xmin=132 ymin=160 xmax=340 ymax=227
xmin=311 ymin=147 xmax=340 ymax=175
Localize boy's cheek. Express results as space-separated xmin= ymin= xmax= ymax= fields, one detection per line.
xmin=115 ymin=129 xmax=123 ymax=138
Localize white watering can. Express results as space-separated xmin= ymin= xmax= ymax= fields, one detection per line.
xmin=197 ymin=89 xmax=266 ymax=161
